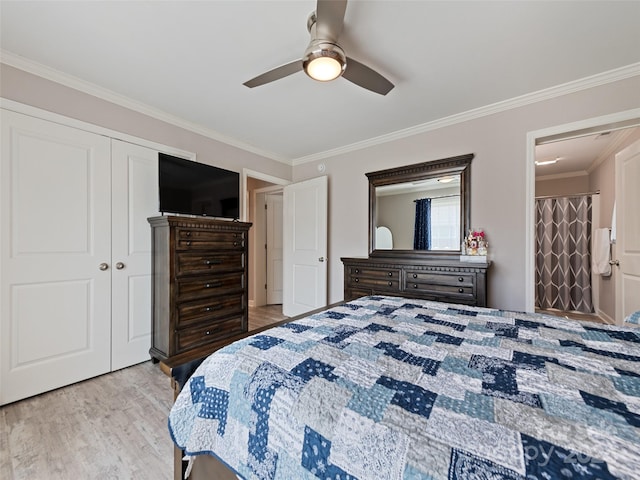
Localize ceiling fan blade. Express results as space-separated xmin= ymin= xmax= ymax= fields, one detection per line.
xmin=343 ymin=57 xmax=394 ymax=95
xmin=243 ymin=60 xmax=303 ymax=88
xmin=315 ymin=0 xmax=347 ymax=41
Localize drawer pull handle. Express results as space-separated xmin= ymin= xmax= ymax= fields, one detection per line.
xmin=205 ymin=282 xmax=222 ymax=288
xmin=204 ymin=306 xmax=221 ymax=312
xmin=233 ymin=241 xmax=238 ymax=246
xmin=413 ymin=284 xmax=418 ymax=289
xmin=458 ymin=288 xmax=464 ymax=293
xmin=355 ymin=269 xmax=359 ymax=274
xmin=458 ymin=277 xmax=464 ymax=282
xmin=186 ymin=241 xmax=192 ymax=246
xmin=186 ymin=231 xmax=191 ymax=237
xmin=388 ymin=272 xmax=392 ymax=277
xmin=204 ymin=259 xmax=222 ymax=266
xmin=205 ymin=330 xmax=211 ymax=335
xmin=413 ymin=273 xmax=417 ymax=279
xmin=388 ymin=281 xmax=392 ymax=286
xmin=354 ymin=278 xmax=359 ymax=283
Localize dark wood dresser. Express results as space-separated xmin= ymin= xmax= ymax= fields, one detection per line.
xmin=342 ymin=257 xmax=490 ymax=307
xmin=148 ymin=216 xmax=251 ymax=364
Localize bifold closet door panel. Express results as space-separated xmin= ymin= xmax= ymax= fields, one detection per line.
xmin=1 ymin=109 xmax=112 ymax=405
xmin=110 ymin=139 xmax=159 ymax=370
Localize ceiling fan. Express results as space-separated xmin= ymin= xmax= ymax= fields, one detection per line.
xmin=243 ymin=0 xmax=394 ymax=96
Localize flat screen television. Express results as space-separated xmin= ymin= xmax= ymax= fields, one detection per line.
xmin=158 ymin=153 xmax=239 ymax=219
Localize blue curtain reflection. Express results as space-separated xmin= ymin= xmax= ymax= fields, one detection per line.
xmin=414 ymin=198 xmax=431 ymax=250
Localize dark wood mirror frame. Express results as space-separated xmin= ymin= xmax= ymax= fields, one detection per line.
xmin=367 ymin=153 xmax=473 ymax=260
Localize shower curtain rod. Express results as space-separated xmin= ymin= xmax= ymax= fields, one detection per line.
xmin=535 ymin=190 xmax=600 ymax=200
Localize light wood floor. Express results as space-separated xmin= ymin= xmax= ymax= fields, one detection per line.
xmin=0 ymin=305 xmax=286 ymax=480
xmin=535 ymin=307 xmax=607 ymax=324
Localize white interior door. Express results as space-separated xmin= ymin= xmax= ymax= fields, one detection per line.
xmin=266 ymin=193 xmax=283 ymax=304
xmin=282 ymin=176 xmax=327 ymax=317
xmin=110 ymin=140 xmax=159 ymax=370
xmin=1 ymin=110 xmax=112 ymax=405
xmin=615 ymin=139 xmax=640 ymax=324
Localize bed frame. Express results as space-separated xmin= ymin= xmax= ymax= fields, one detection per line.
xmin=162 ymin=304 xmax=341 ymax=480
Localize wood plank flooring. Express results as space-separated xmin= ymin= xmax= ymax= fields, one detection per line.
xmin=0 ymin=361 xmax=174 ymax=480
xmin=0 ymin=305 xmax=287 ymax=480
xmin=535 ymin=307 xmax=608 ymax=324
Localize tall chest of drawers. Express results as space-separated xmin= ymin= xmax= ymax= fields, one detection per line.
xmin=342 ymin=257 xmax=490 ymax=307
xmin=148 ymin=216 xmax=251 ymax=364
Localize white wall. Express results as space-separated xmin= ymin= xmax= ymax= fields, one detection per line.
xmin=292 ymin=75 xmax=640 ymax=311
xmin=3 ymin=62 xmax=639 ymax=312
xmin=0 ymin=64 xmax=292 ymax=182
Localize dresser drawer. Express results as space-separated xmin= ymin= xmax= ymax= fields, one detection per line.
xmin=348 ymin=267 xmax=400 ymax=291
xmin=176 ymin=292 xmax=244 ymax=328
xmin=175 ymin=316 xmax=245 ymax=353
xmin=176 ymin=228 xmax=245 ymax=250
xmin=176 ymin=252 xmax=244 ymax=276
xmin=176 ymin=272 xmax=244 ymax=301
xmin=404 ymin=271 xmax=475 ymax=303
xmin=405 ymin=271 xmax=474 ymax=287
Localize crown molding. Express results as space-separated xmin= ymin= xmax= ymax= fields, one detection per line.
xmin=3 ymin=50 xmax=638 ymax=168
xmin=292 ymin=63 xmax=640 ymax=165
xmin=587 ymin=128 xmax=638 ymax=174
xmin=0 ymin=50 xmax=292 ymax=166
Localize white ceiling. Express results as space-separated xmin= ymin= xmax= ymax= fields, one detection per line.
xmin=1 ymin=1 xmax=639 ymax=167
xmin=535 ymin=127 xmax=640 ymax=180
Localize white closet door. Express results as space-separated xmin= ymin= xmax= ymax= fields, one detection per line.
xmin=110 ymin=140 xmax=159 ymax=370
xmin=1 ymin=110 xmax=112 ymax=405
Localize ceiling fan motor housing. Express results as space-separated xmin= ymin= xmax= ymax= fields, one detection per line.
xmin=303 ymin=40 xmax=347 ymax=81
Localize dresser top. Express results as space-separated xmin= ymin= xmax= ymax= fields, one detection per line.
xmin=341 ymin=256 xmax=491 ymax=270
xmin=148 ymin=215 xmax=252 ymax=230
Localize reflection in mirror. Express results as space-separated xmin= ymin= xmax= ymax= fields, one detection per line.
xmin=376 ymin=175 xmax=461 ymax=250
xmin=375 ymin=226 xmax=394 ymax=249
xmin=367 ymin=154 xmax=472 ymax=258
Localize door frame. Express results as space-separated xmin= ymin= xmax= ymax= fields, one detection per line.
xmin=242 ymin=169 xmax=290 ymax=307
xmin=524 ymin=108 xmax=640 ymax=312
xmin=251 ymin=185 xmax=285 ymax=307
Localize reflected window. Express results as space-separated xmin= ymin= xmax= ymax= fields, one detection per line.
xmin=430 ymin=196 xmax=460 ymax=249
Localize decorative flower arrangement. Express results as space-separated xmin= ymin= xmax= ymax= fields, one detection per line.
xmin=463 ymin=228 xmax=488 ymax=256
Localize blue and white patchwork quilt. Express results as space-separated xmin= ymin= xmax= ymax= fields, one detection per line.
xmin=168 ymin=296 xmax=640 ymax=479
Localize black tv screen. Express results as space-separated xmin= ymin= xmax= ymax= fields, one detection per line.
xmin=158 ymin=153 xmax=239 ymax=219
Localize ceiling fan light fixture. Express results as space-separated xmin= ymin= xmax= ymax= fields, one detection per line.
xmin=303 ymin=41 xmax=346 ymax=82
xmin=535 ymin=156 xmax=562 ymax=166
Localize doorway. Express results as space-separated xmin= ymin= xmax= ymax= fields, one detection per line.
xmin=526 ymin=111 xmax=640 ymax=323
xmin=242 ymin=170 xmax=288 ymax=329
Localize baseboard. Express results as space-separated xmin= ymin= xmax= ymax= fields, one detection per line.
xmin=597 ymin=309 xmax=616 ymax=325
xmin=248 ymin=300 xmax=255 ymax=308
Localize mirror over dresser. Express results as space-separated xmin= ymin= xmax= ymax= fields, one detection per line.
xmin=342 ymin=153 xmax=490 ymax=306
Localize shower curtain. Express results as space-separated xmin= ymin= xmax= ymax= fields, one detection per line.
xmin=535 ymin=194 xmax=594 ymax=313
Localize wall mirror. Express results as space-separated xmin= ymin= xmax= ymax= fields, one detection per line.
xmin=367 ymin=154 xmax=473 ymax=258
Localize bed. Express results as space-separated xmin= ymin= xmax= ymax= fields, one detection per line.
xmin=168 ymin=295 xmax=640 ymax=479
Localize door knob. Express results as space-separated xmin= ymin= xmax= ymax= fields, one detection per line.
xmin=99 ymin=263 xmax=109 ymax=271
xmin=609 ymin=260 xmax=620 ymax=266
xmin=319 ymin=257 xmax=325 ymax=262
xmin=115 ymin=262 xmax=125 ymax=270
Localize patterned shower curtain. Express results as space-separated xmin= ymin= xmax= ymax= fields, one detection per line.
xmin=414 ymin=198 xmax=431 ymax=250
xmin=535 ymin=195 xmax=593 ymax=313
